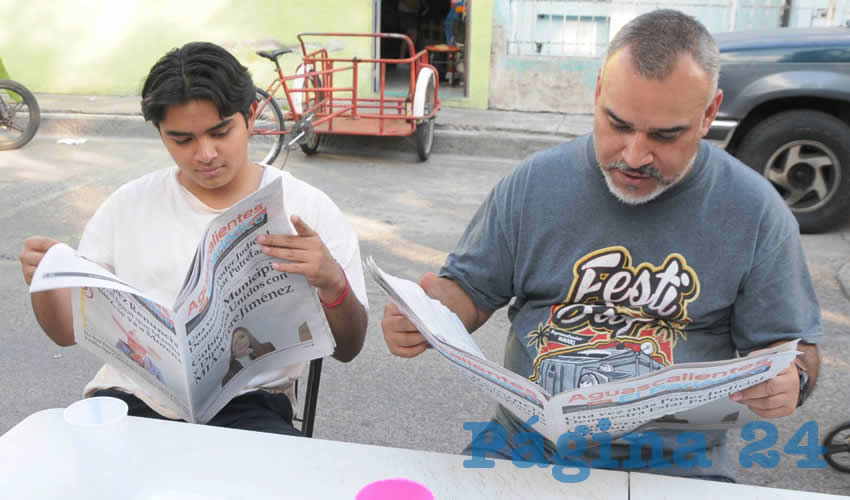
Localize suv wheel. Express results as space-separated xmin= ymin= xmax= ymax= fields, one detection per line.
xmin=736 ymin=110 xmax=850 ymax=233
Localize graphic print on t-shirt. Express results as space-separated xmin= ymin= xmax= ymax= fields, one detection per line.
xmin=527 ymin=246 xmax=700 ymax=395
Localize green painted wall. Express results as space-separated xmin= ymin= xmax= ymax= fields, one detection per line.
xmin=0 ymin=0 xmax=492 ymax=109
xmin=0 ymin=0 xmax=373 ymax=95
xmin=441 ymin=0 xmax=492 ymax=109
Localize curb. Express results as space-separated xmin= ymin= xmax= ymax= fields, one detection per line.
xmin=39 ymin=113 xmax=570 ymax=160
xmin=313 ymin=129 xmax=567 ymax=160
xmin=40 ymin=113 xmax=157 ymax=140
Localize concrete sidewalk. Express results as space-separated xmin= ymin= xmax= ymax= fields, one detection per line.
xmin=34 ymin=93 xmax=593 ymax=160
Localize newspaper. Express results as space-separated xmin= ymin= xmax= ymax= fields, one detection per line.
xmin=366 ymin=258 xmax=799 ymax=441
xmin=30 ymin=178 xmax=335 ymax=424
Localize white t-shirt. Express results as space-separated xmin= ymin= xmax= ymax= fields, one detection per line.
xmin=78 ymin=166 xmax=368 ymax=419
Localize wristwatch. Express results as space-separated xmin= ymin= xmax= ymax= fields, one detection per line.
xmin=795 ymin=358 xmax=810 ymax=408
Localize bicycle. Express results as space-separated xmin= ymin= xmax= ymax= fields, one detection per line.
xmin=248 ymin=47 xmax=322 ymax=167
xmin=249 ymin=32 xmax=440 ymax=166
xmin=823 ymin=421 xmax=850 ymax=473
xmin=0 ymin=79 xmax=40 ymax=150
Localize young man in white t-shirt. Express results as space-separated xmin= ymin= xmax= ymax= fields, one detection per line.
xmin=19 ymin=41 xmax=369 ymax=436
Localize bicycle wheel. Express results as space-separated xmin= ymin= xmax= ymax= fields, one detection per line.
xmin=0 ymin=79 xmax=40 ymax=151
xmin=414 ymin=71 xmax=436 ymax=162
xmin=824 ymin=423 xmax=850 ymax=473
xmin=249 ymin=87 xmax=285 ymax=166
xmin=299 ymin=73 xmax=323 ymax=156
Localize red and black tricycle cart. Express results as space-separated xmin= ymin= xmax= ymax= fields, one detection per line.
xmin=249 ymin=32 xmax=440 ymax=163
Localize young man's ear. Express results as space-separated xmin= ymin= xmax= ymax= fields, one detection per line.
xmin=246 ymin=101 xmax=258 ymax=132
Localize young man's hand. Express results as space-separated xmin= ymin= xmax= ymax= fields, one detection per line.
xmin=21 ymin=236 xmax=75 ymax=346
xmin=259 ymin=214 xmax=367 ymax=363
xmin=20 ymin=236 xmax=60 ymax=285
xmin=257 ymin=215 xmax=345 ymax=303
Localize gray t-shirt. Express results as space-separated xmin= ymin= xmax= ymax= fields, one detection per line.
xmin=441 ymin=134 xmax=822 ymax=480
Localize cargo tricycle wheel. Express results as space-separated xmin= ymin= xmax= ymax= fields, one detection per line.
xmin=414 ymin=70 xmax=436 ymax=161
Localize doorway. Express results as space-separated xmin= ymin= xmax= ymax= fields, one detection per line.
xmin=373 ymin=0 xmax=469 ymax=100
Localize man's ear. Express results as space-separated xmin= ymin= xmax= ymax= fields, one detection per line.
xmin=594 ymin=69 xmax=603 ymax=104
xmin=700 ymin=89 xmax=723 ymax=136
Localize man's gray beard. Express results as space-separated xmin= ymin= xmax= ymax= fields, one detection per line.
xmin=599 ymin=157 xmax=694 ymax=206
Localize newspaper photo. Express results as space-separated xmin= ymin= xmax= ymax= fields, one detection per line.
xmin=29 ymin=178 xmax=335 ymax=423
xmin=366 ymin=257 xmax=799 ymax=441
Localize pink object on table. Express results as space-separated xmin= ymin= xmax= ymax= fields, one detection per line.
xmin=355 ymin=478 xmax=434 ymax=500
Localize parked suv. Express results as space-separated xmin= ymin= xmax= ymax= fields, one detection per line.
xmin=708 ymin=27 xmax=850 ymax=233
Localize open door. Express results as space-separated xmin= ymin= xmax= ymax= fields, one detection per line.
xmin=373 ymin=0 xmax=468 ymax=99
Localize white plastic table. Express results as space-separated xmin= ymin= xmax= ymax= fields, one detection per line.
xmin=0 ymin=409 xmax=629 ymax=499
xmin=629 ymin=471 xmax=847 ymax=500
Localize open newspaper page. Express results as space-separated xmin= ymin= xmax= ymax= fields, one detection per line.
xmin=636 ymin=397 xmax=758 ymax=432
xmin=29 ymin=244 xmax=192 ymax=419
xmin=366 ymin=258 xmax=553 ymax=432
xmin=546 ymin=341 xmax=798 ymax=437
xmin=174 ymin=177 xmax=335 ymax=423
xmin=366 ymin=258 xmax=800 ymax=442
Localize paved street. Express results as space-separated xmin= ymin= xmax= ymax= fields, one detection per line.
xmin=0 ymin=135 xmax=848 ymax=495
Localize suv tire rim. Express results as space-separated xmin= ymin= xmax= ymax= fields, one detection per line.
xmin=763 ymin=139 xmax=840 ymax=213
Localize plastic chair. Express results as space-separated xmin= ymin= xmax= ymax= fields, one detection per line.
xmin=292 ymin=358 xmax=323 ymax=437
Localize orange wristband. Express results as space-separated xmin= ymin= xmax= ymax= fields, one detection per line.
xmin=321 ymin=270 xmax=349 ymax=308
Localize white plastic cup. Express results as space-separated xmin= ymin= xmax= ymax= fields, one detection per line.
xmin=64 ymin=396 xmax=128 ymax=427
xmin=64 ymin=397 xmax=130 ymax=499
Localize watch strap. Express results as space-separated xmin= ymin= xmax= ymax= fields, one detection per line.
xmin=795 ymin=358 xmax=810 ymax=408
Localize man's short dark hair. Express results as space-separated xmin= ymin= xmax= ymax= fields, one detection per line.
xmin=605 ymin=9 xmax=719 ymax=94
xmin=141 ymin=41 xmax=255 ymax=128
